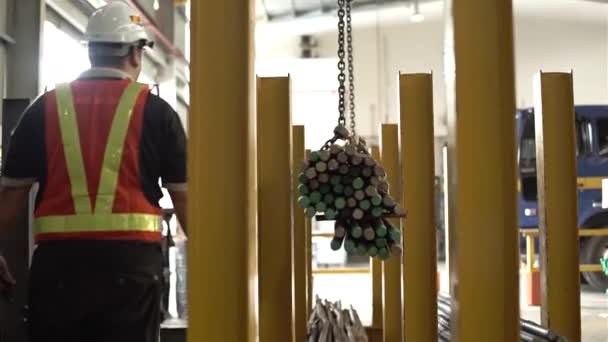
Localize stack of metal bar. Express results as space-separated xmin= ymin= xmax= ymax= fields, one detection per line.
xmin=437 ymin=295 xmax=566 ymax=341
xmin=297 ymin=127 xmax=406 ymax=260
xmin=307 ymin=298 xmax=368 ymax=342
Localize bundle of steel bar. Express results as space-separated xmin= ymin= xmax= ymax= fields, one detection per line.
xmin=297 ymin=126 xmax=406 ymax=260
xmin=306 ymin=297 xmax=368 ymax=342
xmin=437 ymin=295 xmax=566 ymax=342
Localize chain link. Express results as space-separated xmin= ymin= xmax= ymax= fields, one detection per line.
xmin=346 ymin=0 xmax=356 ymax=133
xmin=337 ymin=0 xmax=347 ymax=127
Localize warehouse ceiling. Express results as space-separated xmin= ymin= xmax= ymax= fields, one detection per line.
xmin=257 ymin=0 xmax=432 ymax=21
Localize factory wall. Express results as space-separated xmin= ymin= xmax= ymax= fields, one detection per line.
xmin=256 ymin=13 xmax=608 ymax=174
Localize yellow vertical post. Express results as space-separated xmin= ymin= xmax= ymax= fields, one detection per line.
xmin=444 ymin=0 xmax=520 ymax=341
xmin=526 ymin=235 xmax=535 ymax=273
xmin=257 ymin=76 xmax=293 ymax=341
xmin=379 ymin=124 xmax=403 ymax=342
xmin=534 ymin=72 xmax=581 ymax=342
xmin=442 ymin=144 xmax=450 ymax=294
xmin=370 ymin=146 xmax=384 ymax=335
xmin=399 ymin=73 xmax=437 ymax=342
xmin=188 ymin=1 xmax=256 ymax=341
xmin=292 ymin=125 xmax=307 ymax=342
xmin=305 ymin=150 xmax=314 ymax=315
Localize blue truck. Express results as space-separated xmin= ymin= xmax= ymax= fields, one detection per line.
xmin=518 ymin=106 xmax=608 ymax=291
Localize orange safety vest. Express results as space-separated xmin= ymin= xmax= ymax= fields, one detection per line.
xmin=33 ymin=80 xmax=162 ymax=242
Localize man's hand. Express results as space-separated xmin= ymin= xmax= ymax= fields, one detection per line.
xmin=169 ymin=190 xmax=188 ymax=236
xmin=0 ymin=255 xmax=16 ymax=298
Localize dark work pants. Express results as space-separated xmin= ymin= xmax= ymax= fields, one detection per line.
xmin=26 ymin=241 xmax=163 ymax=342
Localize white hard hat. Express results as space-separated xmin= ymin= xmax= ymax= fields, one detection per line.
xmin=84 ymin=1 xmax=151 ymax=47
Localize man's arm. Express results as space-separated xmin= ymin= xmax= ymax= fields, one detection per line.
xmin=0 ymin=185 xmax=31 ymax=232
xmin=169 ymin=190 xmax=187 ymax=235
xmin=0 ymin=185 xmax=30 ymax=292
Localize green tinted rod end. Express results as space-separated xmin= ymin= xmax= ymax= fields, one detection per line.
xmin=352 ymin=177 xmax=365 ymax=190
xmin=344 ymin=239 xmax=356 ymax=253
xmin=334 ymin=197 xmax=346 ymax=209
xmin=378 ymin=247 xmax=390 ymax=260
xmin=375 ymin=238 xmax=387 ymax=249
xmin=376 ymin=226 xmax=388 ymax=238
xmin=325 ymin=208 xmax=337 ymax=220
xmin=389 ymin=227 xmax=401 ymax=242
xmin=370 ymin=194 xmax=382 ymax=206
xmin=330 ymin=237 xmax=344 ymax=251
xmin=309 ymin=191 xmax=322 ymax=204
xmin=298 ymin=184 xmax=310 ymax=195
xmin=371 ymin=207 xmax=383 ymax=218
xmin=297 ymin=196 xmax=311 ymax=209
xmin=305 ymin=207 xmax=316 ymax=218
xmin=351 ymin=225 xmax=363 ymax=239
xmin=367 ymin=245 xmax=378 ymax=257
xmin=309 ymin=151 xmax=320 ymax=162
xmin=333 ymin=184 xmax=345 ymax=195
xmin=356 ymin=243 xmax=367 ymax=256
xmin=315 ymin=201 xmax=327 ymax=213
xmin=359 ymin=200 xmax=371 ymax=211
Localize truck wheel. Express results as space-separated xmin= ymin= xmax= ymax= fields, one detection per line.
xmin=581 ymin=236 xmax=608 ymax=292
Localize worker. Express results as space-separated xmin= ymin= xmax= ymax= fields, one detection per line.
xmin=0 ymin=2 xmax=187 ymax=341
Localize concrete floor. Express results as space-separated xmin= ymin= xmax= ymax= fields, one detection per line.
xmin=519 ymin=285 xmax=608 ymax=342
xmin=440 ymin=263 xmax=608 ymax=341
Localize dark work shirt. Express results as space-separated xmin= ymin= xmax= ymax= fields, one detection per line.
xmin=1 ymin=83 xmax=188 ymax=208
xmin=0 ymin=74 xmax=187 ymax=274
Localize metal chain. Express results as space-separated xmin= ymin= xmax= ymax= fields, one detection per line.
xmin=346 ymin=0 xmax=356 ymax=133
xmin=337 ymin=0 xmax=347 ymax=127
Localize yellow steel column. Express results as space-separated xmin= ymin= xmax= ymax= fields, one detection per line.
xmin=292 ymin=125 xmax=307 ymax=342
xmin=305 ymin=149 xmax=314 ymax=316
xmin=399 ymin=74 xmax=437 ymax=342
xmin=188 ymin=1 xmax=256 ymax=341
xmin=534 ymin=72 xmax=581 ymax=341
xmin=257 ymin=76 xmax=294 ymax=341
xmin=370 ymin=146 xmax=384 ymax=335
xmin=444 ymin=0 xmax=520 ymax=341
xmin=380 ymin=124 xmax=403 ymax=342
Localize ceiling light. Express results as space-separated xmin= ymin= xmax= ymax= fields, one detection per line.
xmin=154 ymin=0 xmax=160 ymax=11
xmin=411 ymin=0 xmax=424 ymax=23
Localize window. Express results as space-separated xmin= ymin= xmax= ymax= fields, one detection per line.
xmin=519 ymin=115 xmax=536 ymax=172
xmin=597 ymin=119 xmax=608 ymax=156
xmin=41 ymin=21 xmax=91 ymax=89
xmin=519 ymin=114 xmax=592 ymax=167
xmin=578 ymin=117 xmax=592 ymax=156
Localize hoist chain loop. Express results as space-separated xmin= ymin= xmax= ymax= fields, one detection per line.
xmin=337 ymin=0 xmax=347 ymax=128
xmin=345 ymin=0 xmax=356 ymax=133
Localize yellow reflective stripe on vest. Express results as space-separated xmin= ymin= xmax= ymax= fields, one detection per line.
xmin=38 ymin=82 xmax=159 ymax=236
xmin=34 ymin=213 xmax=160 ymax=233
xmin=96 ymin=83 xmax=146 ymax=214
xmin=55 ymin=84 xmax=92 ymax=214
